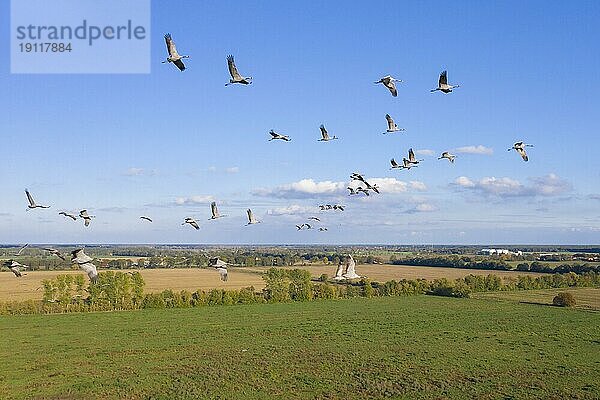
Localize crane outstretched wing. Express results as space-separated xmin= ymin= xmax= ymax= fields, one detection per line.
xmin=439 ymin=70 xmax=448 ymax=86
xmin=211 ymin=202 xmax=220 ymax=218
xmin=517 ymin=148 xmax=528 ymax=161
xmin=408 ymin=148 xmax=416 ymax=162
xmin=25 ymin=190 xmax=35 ymax=206
xmin=227 ymin=55 xmax=242 ymax=80
xmin=385 ymin=114 xmax=395 ymax=130
xmin=319 ymin=124 xmax=329 ymax=140
xmin=164 ymin=34 xmax=179 ymax=58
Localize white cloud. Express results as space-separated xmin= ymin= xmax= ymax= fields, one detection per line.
xmin=226 ymin=167 xmax=240 ymax=174
xmin=409 ymin=181 xmax=427 ymax=191
xmin=267 ymin=204 xmax=315 ymax=216
xmin=415 ymin=149 xmax=435 ymax=156
xmin=97 ymin=206 xmax=128 ymax=213
xmin=478 ymin=176 xmax=523 ymax=195
xmin=253 ymin=179 xmax=346 ymax=199
xmin=366 ymin=178 xmax=427 ymax=193
xmin=174 ymin=195 xmax=215 ymax=205
xmin=123 ymin=167 xmax=155 ymax=177
xmin=207 ymin=166 xmax=217 ymax=172
xmin=453 ymin=174 xmax=571 ymax=198
xmin=454 ymin=145 xmax=493 ymax=155
xmin=415 ymin=203 xmax=436 ymax=212
xmin=368 ymin=178 xmax=409 ymax=193
xmin=255 ymin=177 xmax=427 ymax=199
xmin=455 ymin=176 xmax=475 ymax=187
xmin=403 ymin=201 xmax=437 ymax=214
xmin=530 ymin=174 xmax=572 ymax=196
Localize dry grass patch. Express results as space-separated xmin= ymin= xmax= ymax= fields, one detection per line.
xmin=0 ymin=268 xmax=264 ymax=302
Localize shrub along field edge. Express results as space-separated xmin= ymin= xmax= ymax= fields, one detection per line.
xmin=0 ymin=269 xmax=598 ymax=315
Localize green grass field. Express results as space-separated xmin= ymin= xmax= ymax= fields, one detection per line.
xmin=1 ymin=296 xmax=599 ymax=399
xmin=473 ymin=287 xmax=600 ymax=311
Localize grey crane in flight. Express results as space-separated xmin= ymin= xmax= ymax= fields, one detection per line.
xmin=438 ymin=151 xmax=456 ymax=163
xmin=268 ymin=130 xmax=291 ymax=141
xmin=14 ymin=243 xmax=29 ymax=256
xmin=59 ymin=211 xmax=77 ymax=221
xmin=209 ymin=202 xmax=226 ymax=220
xmin=225 ymin=55 xmax=252 ymax=85
xmin=407 ymin=148 xmax=423 ymax=165
xmin=209 ymin=257 xmax=229 ymax=281
xmin=342 ymin=255 xmax=361 ymax=279
xmin=431 ymin=70 xmax=460 ymax=93
xmin=391 ymin=157 xmax=417 ymax=170
xmin=350 ymin=173 xmax=379 ymax=193
xmin=43 ymin=248 xmax=66 ymax=260
xmin=71 ymin=248 xmax=98 ymax=282
xmin=25 ymin=189 xmax=50 ymax=210
xmin=79 ymin=210 xmax=94 ymax=227
xmin=162 ymin=33 xmax=189 ymax=71
xmin=508 ymin=141 xmax=533 ymax=161
xmin=318 ymin=124 xmax=338 ymax=141
xmin=5 ymin=260 xmax=29 ymax=277
xmin=374 ymin=75 xmax=401 ymax=97
xmin=246 ymin=209 xmax=260 ymax=225
xmin=182 ymin=217 xmax=200 ymax=230
xmin=383 ymin=114 xmax=405 ymax=134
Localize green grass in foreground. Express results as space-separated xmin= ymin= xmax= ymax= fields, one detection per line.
xmin=1 ymin=296 xmax=599 ymax=399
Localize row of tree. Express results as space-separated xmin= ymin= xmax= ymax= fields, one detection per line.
xmin=1 ymin=269 xmax=598 ymax=315
xmin=392 ymin=256 xmax=599 ymax=274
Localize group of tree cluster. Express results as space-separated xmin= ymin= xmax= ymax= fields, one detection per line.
xmin=1 ymin=268 xmax=598 ymax=316
xmin=392 ymin=256 xmax=599 ymax=274
xmin=514 ymin=262 xmax=599 ymax=274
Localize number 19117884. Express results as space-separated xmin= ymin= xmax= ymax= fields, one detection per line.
xmin=19 ymin=43 xmax=72 ymax=52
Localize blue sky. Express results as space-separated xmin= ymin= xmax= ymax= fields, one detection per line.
xmin=1 ymin=0 xmax=599 ymax=244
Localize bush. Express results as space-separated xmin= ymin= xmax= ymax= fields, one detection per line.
xmin=262 ymin=268 xmax=291 ymax=303
xmin=553 ymin=292 xmax=576 ymax=307
xmin=319 ymin=274 xmax=328 ymax=282
xmin=141 ymin=293 xmax=166 ymax=309
xmin=361 ymin=279 xmax=375 ymax=298
xmin=236 ymin=287 xmax=258 ymax=304
xmin=312 ymin=283 xmax=337 ymax=300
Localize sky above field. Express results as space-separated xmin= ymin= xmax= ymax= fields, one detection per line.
xmin=1 ymin=1 xmax=599 ymax=245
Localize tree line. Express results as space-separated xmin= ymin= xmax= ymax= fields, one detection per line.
xmin=391 ymin=256 xmax=599 ymax=274
xmin=1 ymin=269 xmax=598 ymax=316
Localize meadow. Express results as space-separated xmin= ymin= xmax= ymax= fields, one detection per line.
xmin=473 ymin=287 xmax=600 ymax=311
xmin=1 ymin=295 xmax=599 ymax=399
xmin=0 ymin=264 xmax=545 ymax=302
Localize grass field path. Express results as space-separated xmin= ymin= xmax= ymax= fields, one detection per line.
xmin=1 ymin=296 xmax=599 ymax=399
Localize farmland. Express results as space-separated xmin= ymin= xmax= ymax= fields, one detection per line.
xmin=1 ymin=296 xmax=599 ymax=399
xmin=0 ymin=263 xmax=546 ymax=302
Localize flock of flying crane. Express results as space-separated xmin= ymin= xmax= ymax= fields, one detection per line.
xmin=4 ymin=33 xmax=535 ymax=283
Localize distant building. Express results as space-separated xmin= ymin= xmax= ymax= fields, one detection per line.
xmin=480 ymin=248 xmax=522 ymax=256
